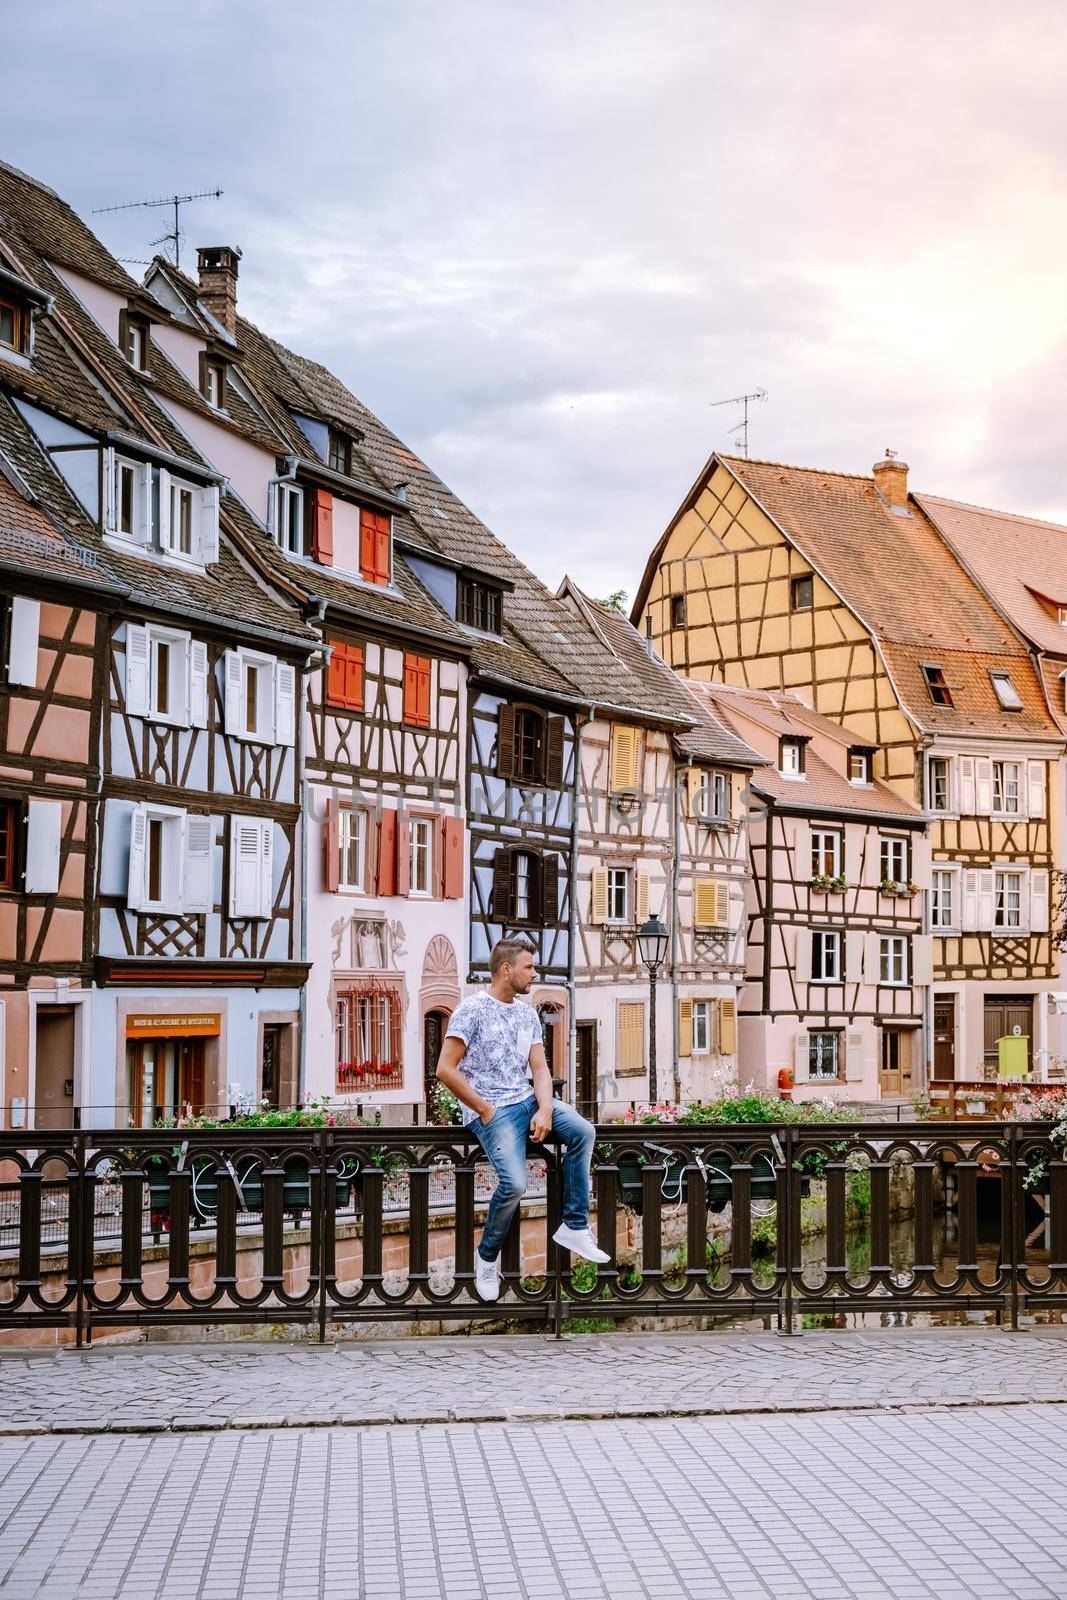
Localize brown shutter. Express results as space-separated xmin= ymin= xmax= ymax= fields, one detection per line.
xmin=496 ymin=704 xmax=516 ymax=778
xmin=442 ymin=817 xmax=464 ymax=898
xmin=540 ymin=852 xmax=560 ymax=923
xmin=545 ymin=717 xmax=565 ymax=785
xmin=492 ymin=847 xmax=513 ymax=920
xmin=376 ymin=808 xmax=398 ymax=896
xmin=324 ymin=800 xmax=339 ymax=892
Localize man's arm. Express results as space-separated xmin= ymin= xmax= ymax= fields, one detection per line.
xmin=435 ymin=1035 xmax=495 ymax=1125
xmin=528 ymin=1042 xmax=553 ymax=1140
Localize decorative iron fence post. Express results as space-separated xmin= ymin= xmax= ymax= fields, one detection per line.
xmin=780 ymin=1124 xmax=796 ymax=1335
xmin=1009 ymin=1122 xmax=1020 ymax=1332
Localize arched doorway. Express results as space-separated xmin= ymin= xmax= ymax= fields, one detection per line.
xmin=420 ymin=935 xmax=461 ymax=1123
xmin=423 ymin=1009 xmax=450 ymax=1120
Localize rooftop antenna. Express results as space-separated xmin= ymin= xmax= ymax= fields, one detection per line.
xmin=92 ymin=187 xmax=223 ymax=270
xmin=710 ymin=388 xmax=767 ymax=458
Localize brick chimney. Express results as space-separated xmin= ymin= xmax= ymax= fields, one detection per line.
xmin=872 ymin=450 xmax=909 ymax=513
xmin=196 ymin=246 xmax=242 ymax=337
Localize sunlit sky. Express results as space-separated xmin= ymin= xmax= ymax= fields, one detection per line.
xmin=6 ymin=0 xmax=1067 ymax=600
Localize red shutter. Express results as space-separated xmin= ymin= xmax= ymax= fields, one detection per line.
xmin=376 ymin=807 xmax=397 ymax=896
xmin=417 ymin=659 xmax=431 ymax=726
xmin=327 ymin=642 xmax=363 ymax=710
xmin=443 ymin=817 xmax=464 ymax=899
xmin=312 ymin=489 xmax=334 ymax=565
xmin=403 ymin=654 xmax=431 ymax=727
xmin=396 ymin=810 xmax=410 ymax=897
xmin=325 ymin=802 xmax=339 ymax=892
xmin=360 ymin=509 xmax=391 ymax=585
xmin=376 ymin=521 xmax=390 ymax=584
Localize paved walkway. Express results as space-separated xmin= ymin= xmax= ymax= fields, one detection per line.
xmin=0 ymin=1326 xmax=1066 ymax=1432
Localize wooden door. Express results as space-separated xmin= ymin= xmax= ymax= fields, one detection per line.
xmin=933 ymin=999 xmax=956 ymax=1080
xmin=178 ymin=1040 xmax=206 ymax=1117
xmin=983 ymin=997 xmax=1032 ymax=1078
xmin=261 ymin=1025 xmax=283 ymax=1108
xmin=576 ymin=1020 xmax=597 ymax=1121
xmin=879 ymin=1028 xmax=912 ymax=1097
xmin=34 ymin=1006 xmax=76 ymax=1131
xmin=424 ymin=1010 xmax=447 ymax=1121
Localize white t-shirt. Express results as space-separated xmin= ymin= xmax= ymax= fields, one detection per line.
xmin=445 ymin=992 xmax=543 ymax=1125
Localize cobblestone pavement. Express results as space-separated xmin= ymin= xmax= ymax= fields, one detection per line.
xmin=1 ymin=1404 xmax=1065 ymax=1598
xmin=1 ymin=1327 xmax=1066 ymax=1433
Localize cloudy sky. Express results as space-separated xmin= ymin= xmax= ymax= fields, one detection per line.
xmin=5 ymin=1 xmax=1066 ymax=601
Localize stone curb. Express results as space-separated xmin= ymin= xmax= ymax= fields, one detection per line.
xmin=1 ymin=1392 xmax=1066 ymax=1437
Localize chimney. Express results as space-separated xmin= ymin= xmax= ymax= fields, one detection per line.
xmin=872 ymin=450 xmax=909 ymax=514
xmin=196 ymin=245 xmax=242 ymax=337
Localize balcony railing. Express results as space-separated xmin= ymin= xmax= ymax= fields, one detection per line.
xmin=0 ymin=1121 xmax=1063 ymax=1342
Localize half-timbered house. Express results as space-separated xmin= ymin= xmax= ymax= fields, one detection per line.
xmin=687 ymin=681 xmax=930 ymax=1101
xmin=0 ymin=161 xmax=315 ymax=1127
xmin=555 ymin=584 xmax=765 ymax=1115
xmin=633 ymin=451 xmax=1065 ymax=1083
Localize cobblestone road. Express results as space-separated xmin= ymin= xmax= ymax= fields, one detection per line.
xmin=0 ymin=1327 xmax=1066 ymax=1432
xmin=1 ymin=1405 xmax=1065 ymax=1598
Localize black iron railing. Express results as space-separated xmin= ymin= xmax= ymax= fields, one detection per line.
xmin=0 ymin=1121 xmax=1063 ymax=1342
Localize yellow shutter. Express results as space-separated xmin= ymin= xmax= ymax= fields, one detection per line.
xmin=714 ymin=882 xmax=730 ymax=928
xmin=686 ymin=767 xmax=705 ymax=818
xmin=635 ymin=870 xmax=650 ymax=923
xmin=610 ymin=724 xmax=639 ymax=790
xmin=695 ymin=877 xmax=727 ymax=928
xmin=678 ymin=998 xmax=693 ymax=1058
xmin=730 ymin=771 xmax=748 ymax=820
xmin=617 ymin=1001 xmax=645 ymax=1072
xmin=591 ymin=866 xmax=608 ymax=923
xmin=718 ymin=996 xmax=737 ymax=1056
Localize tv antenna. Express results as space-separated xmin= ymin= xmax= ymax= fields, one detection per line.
xmin=92 ymin=187 xmax=223 ymax=270
xmin=710 ymin=388 xmax=767 ymax=458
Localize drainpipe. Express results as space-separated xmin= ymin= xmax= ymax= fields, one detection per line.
xmin=671 ymin=755 xmax=687 ymax=1101
xmin=298 ymin=598 xmax=329 ymax=1105
xmin=757 ymin=794 xmax=774 ymax=1013
xmin=567 ymin=707 xmax=593 ymax=1100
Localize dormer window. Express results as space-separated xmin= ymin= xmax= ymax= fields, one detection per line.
xmin=328 ymin=430 xmax=352 ymax=476
xmin=359 ymin=508 xmax=390 ymax=586
xmin=458 ymin=577 xmax=502 ymax=634
xmin=779 ymin=737 xmax=805 ymax=777
xmin=272 ymin=481 xmax=305 ymax=556
xmin=119 ymin=309 xmax=150 ymax=373
xmin=200 ymin=355 xmax=227 ymax=410
xmin=848 ymin=748 xmax=872 ymax=785
xmin=1058 ymin=607 xmax=1067 ymax=627
xmin=0 ymin=297 xmax=26 ymax=356
xmin=990 ymin=669 xmax=1023 ymax=712
xmin=104 ymin=451 xmax=219 ymax=567
xmin=922 ymin=664 xmax=953 ymax=706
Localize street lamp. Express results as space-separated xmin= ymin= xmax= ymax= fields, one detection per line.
xmin=636 ymin=913 xmax=669 ymax=1103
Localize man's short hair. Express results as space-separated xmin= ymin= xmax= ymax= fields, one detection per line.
xmin=490 ymin=937 xmax=534 ymax=975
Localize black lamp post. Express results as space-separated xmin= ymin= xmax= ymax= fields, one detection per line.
xmin=636 ymin=913 xmax=669 ymax=1102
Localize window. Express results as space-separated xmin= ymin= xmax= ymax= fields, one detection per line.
xmin=779 ymin=738 xmax=804 ymax=777
xmin=790 ymin=574 xmax=814 ymax=611
xmin=931 ymin=869 xmax=954 ymax=929
xmin=108 ymin=455 xmax=149 ymax=544
xmin=119 ymin=310 xmax=149 ymax=372
xmin=922 ymin=664 xmax=953 ymax=706
xmin=809 ymin=1032 xmax=840 ymax=1079
xmin=497 ymin=705 xmax=563 ymax=786
xmin=670 ymin=593 xmax=687 ymax=629
xmin=125 ymin=624 xmax=205 ymax=729
xmin=117 ymin=459 xmax=138 ymax=537
xmin=275 ymin=482 xmax=305 ymax=556
xmin=692 ymin=1001 xmax=711 ymax=1054
xmin=339 ymin=808 xmax=364 ymax=892
xmin=811 ymin=929 xmax=842 ymax=983
xmin=201 ymin=358 xmax=226 ymax=409
xmin=458 ymin=579 xmax=502 ymax=634
xmin=880 ymin=936 xmax=909 ymax=985
xmin=328 ymin=430 xmax=352 ymax=476
xmin=848 ymin=749 xmax=871 ymax=784
xmin=403 ymin=654 xmax=431 ymax=727
xmin=928 ymin=756 xmax=951 ymax=812
xmin=335 ymin=982 xmax=402 ymax=1091
xmin=327 ymin=641 xmax=364 ymax=711
xmin=811 ymin=829 xmax=843 ymax=878
xmin=515 ymin=708 xmax=545 ymax=781
xmin=994 ymin=871 xmax=1022 ymax=928
xmin=606 ymin=867 xmax=630 ymax=924
xmin=880 ymin=837 xmax=908 ymax=884
xmin=359 ymin=508 xmax=391 ymax=585
xmin=514 ymin=852 xmax=533 ymax=920
xmin=0 ymin=298 xmax=24 ymax=354
xmin=223 ymin=649 xmax=296 ymax=746
xmin=494 ymin=847 xmax=557 ymax=924
xmin=990 ymin=670 xmax=1022 ymax=712
xmin=409 ymin=817 xmax=433 ymax=896
xmin=992 ymin=760 xmax=1021 ymax=814
xmin=164 ymin=480 xmax=195 ymax=558
xmin=127 ymin=804 xmax=214 ymax=915
xmin=0 ymin=801 xmax=17 ymax=890
xmin=693 ymin=769 xmax=730 ymax=821
xmin=1058 ymin=606 xmax=1067 ymax=627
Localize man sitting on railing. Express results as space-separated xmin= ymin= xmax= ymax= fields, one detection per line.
xmin=436 ymin=937 xmax=609 ymax=1301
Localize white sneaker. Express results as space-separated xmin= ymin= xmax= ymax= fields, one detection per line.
xmin=474 ymin=1253 xmax=501 ymax=1302
xmin=553 ymin=1224 xmax=610 ymax=1264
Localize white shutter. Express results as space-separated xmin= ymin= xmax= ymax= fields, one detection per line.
xmin=7 ymin=598 xmax=40 ymax=688
xmin=127 ymin=805 xmax=147 ymax=911
xmin=158 ymin=468 xmax=172 ymax=551
xmin=124 ymin=623 xmax=149 ymax=716
xmin=1031 ymin=869 xmax=1050 ymax=933
xmin=223 ymin=649 xmax=243 ymax=736
xmin=863 ymin=930 xmax=880 ymax=982
xmin=199 ymin=484 xmax=220 ymax=565
xmin=795 ymin=927 xmax=811 ymax=984
xmin=977 ymin=870 xmax=995 ymax=931
xmin=793 ymin=820 xmax=811 ymax=880
xmin=182 ymin=814 xmax=215 ymax=913
xmin=844 ymin=826 xmax=863 ymax=886
xmin=266 ymin=480 xmax=278 ymax=538
xmin=274 ymin=662 xmax=296 ymax=746
xmin=24 ymin=800 xmax=61 ymax=894
xmin=962 ymin=869 xmax=979 ymax=931
xmin=259 ymin=823 xmax=274 ymax=920
xmin=230 ymin=815 xmax=270 ymax=918
xmin=189 ymin=641 xmax=209 ymax=728
xmin=845 ymin=929 xmax=863 ymax=979
xmin=134 ymin=463 xmax=151 ymax=545
xmin=102 ymin=446 xmax=116 ymax=531
xmin=844 ymin=1031 xmax=864 ymax=1082
xmin=958 ymin=756 xmax=976 ymax=814
xmin=1028 ymin=761 xmax=1046 ymax=819
xmin=912 ymin=934 xmax=933 ymax=987
xmin=975 ymin=757 xmax=993 ymax=815
xmin=793 ymin=1032 xmax=810 ymax=1082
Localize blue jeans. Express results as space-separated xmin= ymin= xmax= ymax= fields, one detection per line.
xmin=470 ymin=1094 xmax=596 ymax=1262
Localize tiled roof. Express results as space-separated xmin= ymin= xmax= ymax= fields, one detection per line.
xmin=0 ymin=160 xmax=138 ymax=295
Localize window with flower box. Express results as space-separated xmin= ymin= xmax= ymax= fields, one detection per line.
xmin=335 ymin=980 xmax=402 ymax=1092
